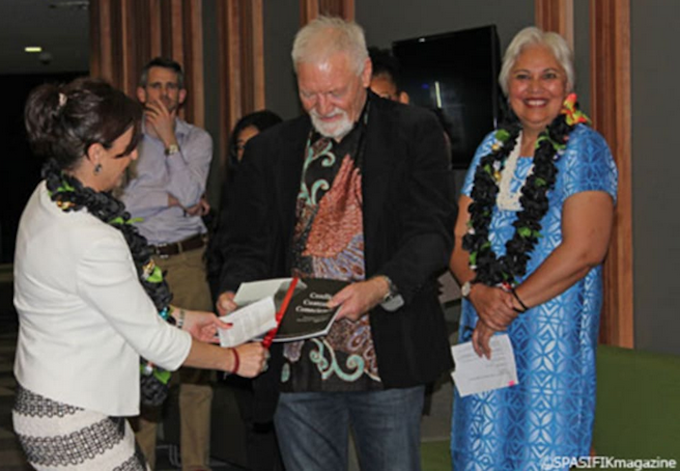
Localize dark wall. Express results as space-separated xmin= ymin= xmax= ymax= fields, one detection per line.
xmin=355 ymin=1 xmax=536 ymax=201
xmin=261 ymin=0 xmax=537 ymax=119
xmin=631 ymin=0 xmax=680 ymax=355
xmin=356 ymin=0 xmax=533 ymax=57
xmin=0 ymin=72 xmax=86 ymax=263
xmin=263 ymin=1 xmax=302 ymax=120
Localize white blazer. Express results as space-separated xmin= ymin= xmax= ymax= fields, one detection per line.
xmin=13 ymin=181 xmax=192 ymax=416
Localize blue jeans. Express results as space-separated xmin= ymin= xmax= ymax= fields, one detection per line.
xmin=274 ymin=386 xmax=425 ymax=471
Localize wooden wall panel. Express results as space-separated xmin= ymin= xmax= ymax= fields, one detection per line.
xmin=148 ymin=0 xmax=162 ymax=59
xmin=250 ymin=1 xmax=266 ymax=112
xmin=535 ymin=0 xmax=574 ymax=48
xmin=216 ymin=0 xmax=265 ymax=171
xmin=590 ymin=0 xmax=634 ymax=348
xmin=183 ymin=0 xmax=205 ymax=127
xmin=90 ymin=0 xmax=269 ymax=208
xmin=89 ymin=0 xmax=204 ymax=126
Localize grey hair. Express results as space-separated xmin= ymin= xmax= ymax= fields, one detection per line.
xmin=498 ymin=26 xmax=574 ymax=95
xmin=139 ymin=57 xmax=185 ymax=89
xmin=291 ymin=16 xmax=368 ymax=76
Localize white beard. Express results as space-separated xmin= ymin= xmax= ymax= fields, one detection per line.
xmin=310 ymin=108 xmax=353 ymax=139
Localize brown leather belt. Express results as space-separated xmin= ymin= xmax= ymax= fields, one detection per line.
xmin=150 ymin=233 xmax=207 ymax=258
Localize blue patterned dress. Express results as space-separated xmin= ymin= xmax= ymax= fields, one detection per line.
xmin=451 ymin=124 xmax=618 ymax=471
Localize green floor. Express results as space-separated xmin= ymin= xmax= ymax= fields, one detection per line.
xmin=421 ymin=440 xmax=451 ymax=471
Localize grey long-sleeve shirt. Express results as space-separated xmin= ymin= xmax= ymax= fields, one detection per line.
xmin=121 ymin=119 xmax=213 ymax=245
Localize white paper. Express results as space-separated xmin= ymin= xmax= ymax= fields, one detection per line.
xmin=217 ymin=297 xmax=278 ymax=347
xmin=450 ymin=333 xmax=519 ymax=397
xmin=233 ymin=278 xmax=291 ymax=305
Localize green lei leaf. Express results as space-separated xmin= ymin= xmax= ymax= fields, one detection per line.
xmin=147 ymin=266 xmax=164 ymax=283
xmin=59 ymin=180 xmax=75 ymax=192
xmin=109 ymin=216 xmax=143 ymax=225
xmin=153 ymin=368 xmax=172 ymax=384
xmin=495 ymin=129 xmax=511 ymax=142
xmin=517 ymin=227 xmax=532 ymax=238
xmin=537 ymin=134 xmax=566 ymax=152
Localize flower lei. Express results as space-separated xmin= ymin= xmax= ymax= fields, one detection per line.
xmin=463 ymin=93 xmax=589 ymax=287
xmin=42 ymin=158 xmax=174 ymax=406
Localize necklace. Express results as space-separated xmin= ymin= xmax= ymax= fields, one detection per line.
xmin=43 ymin=159 xmax=173 ymax=406
xmin=463 ymin=93 xmax=589 ymax=286
xmin=496 ymin=131 xmax=535 ymax=211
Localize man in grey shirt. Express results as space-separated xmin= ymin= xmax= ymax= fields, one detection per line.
xmin=122 ymin=57 xmax=214 ymax=471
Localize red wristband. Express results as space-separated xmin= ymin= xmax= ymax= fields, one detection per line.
xmin=231 ymin=348 xmax=240 ymax=375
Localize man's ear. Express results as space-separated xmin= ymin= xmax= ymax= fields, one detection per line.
xmin=136 ymin=87 xmax=147 ymax=104
xmin=398 ymin=91 xmax=410 ymax=105
xmin=360 ymin=57 xmax=372 ymax=88
xmin=178 ymin=89 xmax=187 ymax=106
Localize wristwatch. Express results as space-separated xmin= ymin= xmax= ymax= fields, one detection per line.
xmin=165 ymin=144 xmax=180 ymax=156
xmin=461 ymin=281 xmax=474 ymax=298
xmin=380 ymin=275 xmax=405 ymax=312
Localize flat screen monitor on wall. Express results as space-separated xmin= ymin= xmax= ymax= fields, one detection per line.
xmin=393 ymin=25 xmax=504 ymax=169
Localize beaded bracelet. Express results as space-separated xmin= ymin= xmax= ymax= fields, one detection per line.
xmin=159 ymin=306 xmax=177 ymax=325
xmin=165 ymin=305 xmax=185 ymax=328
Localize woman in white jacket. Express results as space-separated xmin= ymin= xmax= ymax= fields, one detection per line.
xmin=13 ymin=78 xmax=265 ymax=470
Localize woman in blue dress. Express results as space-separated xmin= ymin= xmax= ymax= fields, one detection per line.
xmin=450 ymin=27 xmax=617 ymax=470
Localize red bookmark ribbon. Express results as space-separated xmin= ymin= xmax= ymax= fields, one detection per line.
xmin=262 ymin=277 xmax=299 ymax=349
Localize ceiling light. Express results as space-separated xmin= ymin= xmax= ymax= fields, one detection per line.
xmin=25 ymin=47 xmax=42 ymax=53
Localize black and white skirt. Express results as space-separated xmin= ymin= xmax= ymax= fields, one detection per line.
xmin=12 ymin=384 xmax=149 ymax=471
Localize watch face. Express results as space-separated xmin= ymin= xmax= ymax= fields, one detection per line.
xmin=382 ymin=293 xmax=405 ymax=312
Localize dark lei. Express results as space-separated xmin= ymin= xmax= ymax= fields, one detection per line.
xmin=43 ymin=158 xmax=173 ymax=406
xmin=463 ymin=93 xmax=589 ymax=287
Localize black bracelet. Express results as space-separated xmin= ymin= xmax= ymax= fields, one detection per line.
xmin=511 ymin=288 xmax=529 ymax=313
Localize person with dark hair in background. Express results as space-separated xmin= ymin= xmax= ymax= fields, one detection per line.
xmin=368 ymin=46 xmax=409 ymax=104
xmin=228 ymin=110 xmax=284 ymax=168
xmin=208 ymin=109 xmax=284 ymax=471
xmin=13 ymin=77 xmax=265 ymax=471
xmin=450 ymin=27 xmax=617 ymax=469
xmin=217 ymin=17 xmax=454 ymax=471
xmin=207 ymin=110 xmax=283 ymax=300
xmin=121 ymin=56 xmax=215 ymax=471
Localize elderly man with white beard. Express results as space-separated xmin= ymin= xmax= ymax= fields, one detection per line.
xmin=216 ymin=16 xmax=455 ymax=471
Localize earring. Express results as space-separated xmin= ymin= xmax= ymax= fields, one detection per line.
xmin=94 ymin=164 xmax=102 ymax=175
